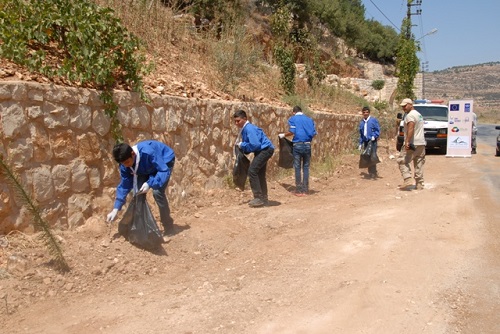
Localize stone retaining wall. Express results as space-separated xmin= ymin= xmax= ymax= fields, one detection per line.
xmin=0 ymin=82 xmax=359 ymax=233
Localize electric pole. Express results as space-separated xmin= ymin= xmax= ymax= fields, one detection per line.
xmin=407 ymin=0 xmax=422 ymax=40
xmin=395 ymin=0 xmax=423 ymax=102
xmin=421 ymin=61 xmax=429 ymax=99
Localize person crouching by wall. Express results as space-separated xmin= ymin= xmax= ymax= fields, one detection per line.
xmin=233 ymin=110 xmax=275 ymax=207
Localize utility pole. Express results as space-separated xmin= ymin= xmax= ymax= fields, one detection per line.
xmin=395 ymin=0 xmax=423 ymax=102
xmin=407 ymin=0 xmax=422 ymax=39
xmin=421 ymin=61 xmax=429 ymax=99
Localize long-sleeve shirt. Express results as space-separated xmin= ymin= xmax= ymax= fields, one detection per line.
xmin=288 ymin=112 xmax=317 ymax=142
xmin=359 ymin=116 xmax=381 ymax=145
xmin=114 ymin=140 xmax=175 ymax=210
xmin=239 ymin=121 xmax=274 ymax=154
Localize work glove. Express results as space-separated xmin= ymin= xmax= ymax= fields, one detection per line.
xmin=138 ymin=182 xmax=150 ymax=194
xmin=278 ymin=133 xmax=285 ymax=139
xmin=371 ymin=136 xmax=376 ymax=141
xmin=236 ymin=142 xmax=242 ymax=148
xmin=106 ymin=208 xmax=118 ymax=223
xmin=358 ymin=144 xmax=362 ymax=151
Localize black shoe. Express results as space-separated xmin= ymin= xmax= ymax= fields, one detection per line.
xmin=163 ymin=226 xmax=176 ymax=237
xmin=471 ymin=149 xmax=477 ymax=154
xmin=248 ymin=198 xmax=265 ymax=207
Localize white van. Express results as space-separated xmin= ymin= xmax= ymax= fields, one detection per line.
xmin=396 ymin=99 xmax=449 ymax=153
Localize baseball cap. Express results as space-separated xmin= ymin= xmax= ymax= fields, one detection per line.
xmin=399 ymin=98 xmax=413 ymax=106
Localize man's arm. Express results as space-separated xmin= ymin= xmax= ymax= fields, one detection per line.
xmin=405 ymin=121 xmax=415 ymax=149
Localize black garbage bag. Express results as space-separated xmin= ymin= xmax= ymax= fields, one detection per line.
xmin=233 ymin=146 xmax=250 ymax=190
xmin=359 ymin=141 xmax=380 ymax=168
xmin=118 ymin=195 xmax=163 ymax=250
xmin=278 ymin=137 xmax=294 ymax=169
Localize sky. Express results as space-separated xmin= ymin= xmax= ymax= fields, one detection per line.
xmin=361 ymin=0 xmax=500 ymax=72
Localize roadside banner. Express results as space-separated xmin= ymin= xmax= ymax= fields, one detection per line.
xmin=447 ymin=99 xmax=473 ymax=157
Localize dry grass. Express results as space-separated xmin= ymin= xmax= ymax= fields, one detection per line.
xmin=80 ymin=1 xmax=365 ymax=112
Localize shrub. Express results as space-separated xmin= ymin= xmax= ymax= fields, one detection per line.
xmin=0 ymin=0 xmax=151 ymax=142
xmin=210 ymin=25 xmax=263 ymax=93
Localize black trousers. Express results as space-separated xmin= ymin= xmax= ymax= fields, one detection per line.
xmin=248 ymin=147 xmax=274 ymax=200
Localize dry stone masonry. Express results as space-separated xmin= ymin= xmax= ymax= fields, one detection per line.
xmin=0 ymin=82 xmax=358 ymax=233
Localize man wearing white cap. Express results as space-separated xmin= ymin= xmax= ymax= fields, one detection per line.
xmin=397 ymin=98 xmax=426 ymax=190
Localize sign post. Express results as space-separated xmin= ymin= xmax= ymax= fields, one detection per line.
xmin=447 ymin=100 xmax=473 ymax=157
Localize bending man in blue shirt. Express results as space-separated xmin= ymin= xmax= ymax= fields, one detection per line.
xmin=358 ymin=106 xmax=380 ymax=179
xmin=106 ymin=140 xmax=176 ymax=236
xmin=234 ymin=110 xmax=275 ymax=207
xmin=279 ymin=106 xmax=317 ymax=196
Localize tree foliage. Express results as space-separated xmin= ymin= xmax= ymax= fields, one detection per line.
xmin=395 ymin=17 xmax=420 ymax=101
xmin=0 ymin=0 xmax=151 ymax=142
xmin=160 ymin=0 xmax=399 ymax=65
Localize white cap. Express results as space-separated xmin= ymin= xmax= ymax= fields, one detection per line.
xmin=399 ymin=98 xmax=413 ymax=106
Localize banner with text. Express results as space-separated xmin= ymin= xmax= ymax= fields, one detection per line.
xmin=447 ymin=99 xmax=473 ymax=157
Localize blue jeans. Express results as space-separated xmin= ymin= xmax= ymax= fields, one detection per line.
xmin=137 ymin=160 xmax=175 ymax=230
xmin=293 ymin=143 xmax=311 ymax=193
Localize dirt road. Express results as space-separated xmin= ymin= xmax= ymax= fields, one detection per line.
xmin=1 ymin=140 xmax=499 ymax=334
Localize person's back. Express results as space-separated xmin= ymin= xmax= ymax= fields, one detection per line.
xmin=289 ymin=113 xmax=316 ymax=143
xmin=280 ymin=106 xmax=317 ymax=196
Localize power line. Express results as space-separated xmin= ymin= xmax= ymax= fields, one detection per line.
xmin=367 ymin=0 xmax=400 ymax=32
xmin=418 ymin=12 xmax=428 ymax=64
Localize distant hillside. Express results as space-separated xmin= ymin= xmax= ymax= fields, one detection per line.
xmin=424 ymin=62 xmax=500 ymax=117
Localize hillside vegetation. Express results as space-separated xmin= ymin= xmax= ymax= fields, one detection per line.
xmin=0 ymin=0 xmax=403 ymax=116
xmin=2 ymin=0 xmax=497 ymax=123
xmin=425 ymin=62 xmax=500 ymax=122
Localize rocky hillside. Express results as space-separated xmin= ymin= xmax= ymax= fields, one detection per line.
xmin=425 ymin=62 xmax=500 ymax=117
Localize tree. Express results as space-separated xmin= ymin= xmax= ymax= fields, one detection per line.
xmin=394 ymin=11 xmax=420 ymax=101
xmin=372 ymin=79 xmax=385 ymax=101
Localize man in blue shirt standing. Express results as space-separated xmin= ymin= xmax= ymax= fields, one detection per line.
xmin=234 ymin=110 xmax=275 ymax=207
xmin=279 ymin=106 xmax=317 ymax=196
xmin=358 ymin=106 xmax=380 ymax=179
xmin=106 ymin=140 xmax=176 ymax=237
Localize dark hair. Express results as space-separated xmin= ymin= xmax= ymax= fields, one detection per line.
xmin=292 ymin=105 xmax=302 ymax=113
xmin=112 ymin=143 xmax=133 ymax=163
xmin=362 ymin=106 xmax=370 ymax=112
xmin=233 ymin=110 xmax=247 ymax=119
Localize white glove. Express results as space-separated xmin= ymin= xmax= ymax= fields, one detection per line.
xmin=358 ymin=144 xmax=362 ymax=151
xmin=138 ymin=182 xmax=150 ymax=194
xmin=236 ymin=142 xmax=242 ymax=148
xmin=371 ymin=136 xmax=376 ymax=141
xmin=278 ymin=133 xmax=285 ymax=139
xmin=106 ymin=209 xmax=118 ymax=222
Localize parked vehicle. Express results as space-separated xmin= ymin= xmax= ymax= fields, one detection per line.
xmin=397 ymin=100 xmax=449 ymax=153
xmin=496 ymin=126 xmax=500 ymax=156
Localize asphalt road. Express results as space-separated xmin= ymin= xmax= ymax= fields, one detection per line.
xmin=475 ymin=123 xmax=499 ymax=197
xmin=477 ymin=123 xmax=499 ymax=152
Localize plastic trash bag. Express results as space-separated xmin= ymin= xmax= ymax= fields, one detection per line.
xmin=359 ymin=141 xmax=380 ymax=168
xmin=233 ymin=146 xmax=250 ymax=190
xmin=118 ymin=195 xmax=163 ymax=250
xmin=278 ymin=137 xmax=294 ymax=169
